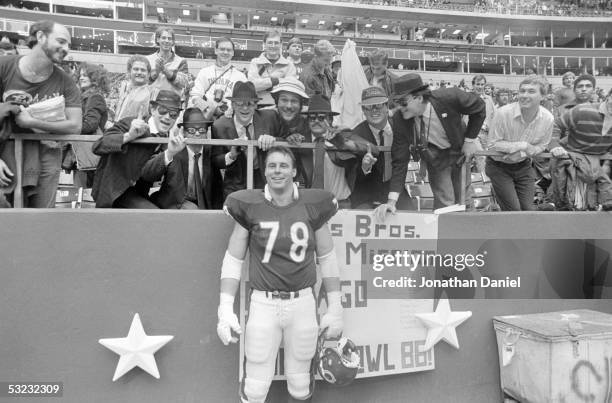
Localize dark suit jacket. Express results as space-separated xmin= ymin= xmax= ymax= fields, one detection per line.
xmin=140 ymin=147 xmax=213 ymax=209
xmin=211 ymin=109 xmax=278 ymax=200
xmin=388 ymin=87 xmax=486 ymax=194
xmin=91 ymin=117 xmax=157 ymax=208
xmin=350 ymin=120 xmax=389 ymax=207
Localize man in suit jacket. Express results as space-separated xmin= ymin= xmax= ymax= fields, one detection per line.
xmin=141 ymin=108 xmax=214 ymax=209
xmin=375 ymin=73 xmax=486 ymax=219
xmin=211 ymin=81 xmax=278 ymax=201
xmin=92 ymin=90 xmax=181 ymax=208
xmin=350 ymin=87 xmax=393 ymax=209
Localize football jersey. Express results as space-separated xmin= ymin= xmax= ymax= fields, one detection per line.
xmin=224 ymin=188 xmax=338 ymax=292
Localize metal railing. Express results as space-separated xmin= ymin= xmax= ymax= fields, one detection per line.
xmin=8 ymin=133 xmax=612 ymax=209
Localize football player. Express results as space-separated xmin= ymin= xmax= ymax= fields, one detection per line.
xmin=217 ymin=145 xmax=344 ymax=402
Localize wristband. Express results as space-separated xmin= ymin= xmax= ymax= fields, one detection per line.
xmin=318 ymin=248 xmax=339 ymax=278
xmin=220 ymin=250 xmax=243 ymax=280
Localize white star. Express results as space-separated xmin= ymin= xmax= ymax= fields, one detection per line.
xmin=99 ymin=313 xmax=174 ymax=381
xmin=414 ymin=299 xmax=472 ymax=351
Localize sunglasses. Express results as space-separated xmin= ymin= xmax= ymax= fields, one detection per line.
xmin=233 ymin=100 xmax=257 ymax=108
xmin=362 ymin=103 xmax=387 ymax=111
xmin=307 ymin=114 xmax=330 ymax=122
xmin=156 ymin=106 xmax=179 ymax=119
xmin=184 ymin=127 xmax=208 ymax=135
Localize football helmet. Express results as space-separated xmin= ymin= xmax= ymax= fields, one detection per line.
xmin=316 ymin=331 xmax=360 ymax=386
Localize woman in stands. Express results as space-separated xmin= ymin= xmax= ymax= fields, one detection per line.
xmin=63 ymin=62 xmax=109 ymax=188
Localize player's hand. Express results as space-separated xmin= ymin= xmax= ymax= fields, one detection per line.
xmin=320 ymin=293 xmax=343 ymax=338
xmin=257 ymin=134 xmax=275 ymax=151
xmin=373 ymin=202 xmax=396 ymax=222
xmin=14 ymin=107 xmax=37 ymax=129
xmin=0 ymin=158 xmax=14 ymax=187
xmin=217 ymin=298 xmax=242 ymax=345
xmin=167 ymin=131 xmax=186 ymax=158
xmin=461 ymin=140 xmax=482 ymax=161
xmin=361 ymin=144 xmax=378 ymax=173
xmin=551 ymin=146 xmax=569 ymax=158
xmin=125 ymin=106 xmax=149 ymax=143
xmin=0 ymin=102 xmax=20 ymax=120
xmin=286 ymin=133 xmax=305 ymax=145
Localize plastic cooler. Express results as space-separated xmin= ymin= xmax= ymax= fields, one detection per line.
xmin=493 ymin=309 xmax=612 ymax=403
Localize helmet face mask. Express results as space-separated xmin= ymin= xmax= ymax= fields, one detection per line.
xmin=316 ymin=334 xmax=360 ymax=386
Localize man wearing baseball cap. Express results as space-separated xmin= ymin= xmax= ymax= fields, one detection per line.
xmin=92 ymin=89 xmax=182 ymax=208
xmin=374 ymin=73 xmax=486 ymax=220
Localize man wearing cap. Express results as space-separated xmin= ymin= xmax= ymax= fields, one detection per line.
xmin=141 ymin=107 xmax=215 ymax=209
xmin=211 ymin=81 xmax=279 ymax=201
xmin=248 ymin=30 xmax=297 ymax=107
xmin=299 ymin=40 xmax=336 ymax=99
xmin=91 ymin=89 xmax=182 ymax=208
xmin=374 ymin=73 xmax=486 ymax=219
xmin=350 ymin=87 xmax=393 ymax=209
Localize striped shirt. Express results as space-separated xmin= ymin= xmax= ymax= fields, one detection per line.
xmin=559 ymin=102 xmax=612 ymax=155
xmin=488 ymin=102 xmax=553 ymax=163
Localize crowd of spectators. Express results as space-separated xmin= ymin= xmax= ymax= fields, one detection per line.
xmin=0 ymin=20 xmax=611 ymax=212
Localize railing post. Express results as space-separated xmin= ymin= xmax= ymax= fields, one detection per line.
xmin=14 ymin=137 xmax=24 ymax=208
xmin=246 ymin=143 xmax=254 ymax=190
xmin=459 ymin=160 xmax=467 ymax=207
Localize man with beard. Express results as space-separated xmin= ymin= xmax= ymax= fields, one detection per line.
xmin=91 ymin=90 xmax=181 ymax=208
xmin=113 ymin=55 xmax=153 ymax=123
xmin=141 ymin=107 xmax=214 ymax=209
xmin=0 ymin=20 xmax=82 ymax=208
xmin=495 ymin=89 xmax=511 ymax=109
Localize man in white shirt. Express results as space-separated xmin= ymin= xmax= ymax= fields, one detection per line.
xmin=190 ymin=37 xmax=246 ymax=119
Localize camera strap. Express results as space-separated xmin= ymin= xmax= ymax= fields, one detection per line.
xmin=203 ymin=65 xmax=233 ymax=98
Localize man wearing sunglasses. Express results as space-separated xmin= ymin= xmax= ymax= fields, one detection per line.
xmin=92 ymin=90 xmax=182 ymax=208
xmin=211 ymin=81 xmax=279 ymax=202
xmin=141 ymin=107 xmax=215 ymax=209
xmin=374 ymin=73 xmax=486 ymax=220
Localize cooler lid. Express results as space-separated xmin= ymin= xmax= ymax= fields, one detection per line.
xmin=493 ymin=309 xmax=612 ymax=338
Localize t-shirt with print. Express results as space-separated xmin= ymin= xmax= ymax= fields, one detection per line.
xmin=0 ymin=55 xmax=81 ymax=135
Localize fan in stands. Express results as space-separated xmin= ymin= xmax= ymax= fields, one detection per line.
xmin=316 ymin=330 xmax=360 ymax=386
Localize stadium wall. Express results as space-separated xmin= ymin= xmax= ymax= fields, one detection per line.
xmin=1 ymin=210 xmax=612 ymax=402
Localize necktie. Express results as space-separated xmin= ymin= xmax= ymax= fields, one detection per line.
xmin=380 ymin=129 xmax=392 ymax=182
xmin=312 ymin=136 xmax=326 ymax=189
xmin=193 ymin=152 xmax=206 ymax=209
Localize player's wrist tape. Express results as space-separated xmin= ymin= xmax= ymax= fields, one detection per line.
xmin=326 ymin=291 xmax=343 ymax=310
xmin=318 ymin=248 xmax=339 ymax=278
xmin=463 ymin=137 xmax=477 ymax=143
xmin=219 ymin=293 xmax=235 ymax=306
xmin=220 ymin=251 xmax=243 ymax=280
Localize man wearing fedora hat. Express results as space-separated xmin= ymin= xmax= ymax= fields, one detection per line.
xmin=374 ymin=73 xmax=486 ymax=219
xmin=350 ymin=86 xmax=394 ymax=209
xmin=302 ymin=93 xmax=370 ymax=207
xmin=92 ymin=89 xmax=182 ymax=208
xmin=212 ymin=81 xmax=279 ymax=201
xmin=141 ymin=107 xmax=216 ymax=209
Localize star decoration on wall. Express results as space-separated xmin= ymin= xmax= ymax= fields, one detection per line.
xmin=99 ymin=313 xmax=174 ymax=381
xmin=414 ymin=298 xmax=472 ymax=351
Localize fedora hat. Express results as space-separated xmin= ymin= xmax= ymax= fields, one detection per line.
xmin=392 ymin=73 xmax=429 ymax=99
xmin=301 ymin=93 xmax=339 ymax=116
xmin=178 ymin=107 xmax=212 ymax=128
xmin=151 ymin=89 xmax=181 ymax=111
xmin=271 ymin=77 xmax=309 ymax=101
xmin=227 ymin=81 xmax=261 ymax=102
xmin=359 ymin=86 xmax=388 ymax=106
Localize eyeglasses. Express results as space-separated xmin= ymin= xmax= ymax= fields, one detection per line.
xmin=184 ymin=127 xmax=208 ymax=135
xmin=233 ymin=100 xmax=257 ymax=108
xmin=362 ymin=103 xmax=387 ymax=111
xmin=156 ymin=106 xmax=179 ymax=119
xmin=307 ymin=114 xmax=330 ymax=122
xmin=266 ymin=40 xmax=281 ymax=46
